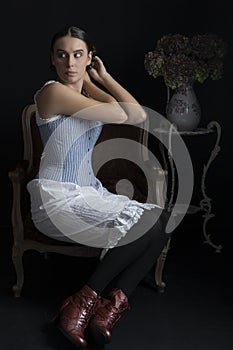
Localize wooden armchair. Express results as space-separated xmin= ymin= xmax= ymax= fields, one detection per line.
xmin=8 ymin=104 xmax=170 ymax=297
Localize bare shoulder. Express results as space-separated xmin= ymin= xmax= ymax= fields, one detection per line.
xmin=36 ymin=82 xmax=61 ymax=119
xmin=36 ymin=82 xmax=77 ymax=119
xmin=36 ymin=81 xmax=65 ymax=100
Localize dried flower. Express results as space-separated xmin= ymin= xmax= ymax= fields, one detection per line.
xmin=144 ymin=33 xmax=227 ymax=89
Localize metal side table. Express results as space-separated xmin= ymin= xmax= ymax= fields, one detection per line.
xmin=154 ymin=121 xmax=223 ymax=253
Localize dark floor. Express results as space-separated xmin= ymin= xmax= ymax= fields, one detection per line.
xmin=1 ymin=219 xmax=233 ymax=350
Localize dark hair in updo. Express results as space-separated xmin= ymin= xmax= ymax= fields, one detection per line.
xmin=50 ymin=26 xmax=96 ymax=70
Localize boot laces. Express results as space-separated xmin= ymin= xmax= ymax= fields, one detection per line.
xmin=104 ymin=303 xmax=126 ymax=327
xmin=68 ymin=293 xmax=97 ymax=326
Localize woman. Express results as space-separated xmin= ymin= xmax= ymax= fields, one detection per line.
xmin=27 ymin=25 xmax=171 ymax=348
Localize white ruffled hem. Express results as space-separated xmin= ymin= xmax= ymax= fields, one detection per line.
xmin=100 ymin=201 xmax=156 ymax=259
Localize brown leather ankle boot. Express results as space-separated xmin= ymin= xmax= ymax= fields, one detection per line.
xmin=55 ymin=285 xmax=100 ymax=348
xmin=89 ymin=288 xmax=130 ymax=346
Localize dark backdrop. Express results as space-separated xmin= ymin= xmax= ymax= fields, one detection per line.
xmin=2 ymin=0 xmax=233 ymax=252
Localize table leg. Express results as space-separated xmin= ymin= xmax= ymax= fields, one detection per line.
xmin=200 ymin=121 xmax=222 ymax=253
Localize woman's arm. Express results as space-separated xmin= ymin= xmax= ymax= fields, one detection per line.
xmin=88 ymin=57 xmax=147 ymax=125
xmin=82 ymin=71 xmax=117 ymax=103
xmin=36 ymin=82 xmax=127 ymax=124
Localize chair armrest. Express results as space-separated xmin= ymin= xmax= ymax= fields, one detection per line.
xmin=144 ymin=159 xmax=168 ymax=207
xmin=8 ymin=160 xmax=29 ymax=183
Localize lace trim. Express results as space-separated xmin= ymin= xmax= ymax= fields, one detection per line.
xmin=100 ymin=201 xmax=156 ymax=259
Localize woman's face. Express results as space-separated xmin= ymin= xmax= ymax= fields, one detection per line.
xmin=51 ymin=35 xmax=92 ymax=85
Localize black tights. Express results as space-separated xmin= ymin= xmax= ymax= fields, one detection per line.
xmin=87 ymin=208 xmax=172 ymax=298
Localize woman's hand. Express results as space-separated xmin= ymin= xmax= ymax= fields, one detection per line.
xmin=88 ymin=56 xmax=109 ymax=83
xmin=82 ymin=61 xmax=117 ymax=103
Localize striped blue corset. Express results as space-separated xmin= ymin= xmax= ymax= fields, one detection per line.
xmin=37 ymin=115 xmax=103 ymax=187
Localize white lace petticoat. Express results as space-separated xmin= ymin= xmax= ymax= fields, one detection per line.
xmin=27 ymin=179 xmax=162 ymax=259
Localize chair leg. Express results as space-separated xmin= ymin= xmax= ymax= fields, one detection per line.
xmin=154 ymin=238 xmax=171 ymax=293
xmin=12 ymin=244 xmax=24 ymax=297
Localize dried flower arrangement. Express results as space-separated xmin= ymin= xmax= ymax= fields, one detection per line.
xmin=144 ymin=33 xmax=226 ymax=89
